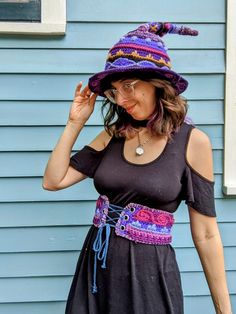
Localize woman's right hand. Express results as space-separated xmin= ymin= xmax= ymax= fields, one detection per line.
xmin=68 ymin=82 xmax=98 ymax=124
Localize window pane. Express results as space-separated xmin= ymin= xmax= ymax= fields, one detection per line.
xmin=0 ymin=0 xmax=41 ymax=22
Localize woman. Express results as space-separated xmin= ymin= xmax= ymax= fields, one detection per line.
xmin=43 ymin=22 xmax=232 ymax=314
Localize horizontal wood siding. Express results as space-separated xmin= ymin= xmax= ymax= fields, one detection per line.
xmin=0 ymin=0 xmax=235 ymax=313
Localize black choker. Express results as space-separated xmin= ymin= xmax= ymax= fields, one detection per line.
xmin=131 ymin=119 xmax=149 ymax=128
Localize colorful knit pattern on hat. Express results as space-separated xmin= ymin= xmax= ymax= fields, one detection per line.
xmin=88 ymin=22 xmax=198 ymax=95
xmin=106 ymin=22 xmax=198 ymax=72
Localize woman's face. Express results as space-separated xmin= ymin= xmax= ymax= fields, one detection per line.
xmin=110 ymin=79 xmax=157 ymax=120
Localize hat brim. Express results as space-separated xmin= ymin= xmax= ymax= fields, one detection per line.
xmin=88 ymin=66 xmax=188 ymax=96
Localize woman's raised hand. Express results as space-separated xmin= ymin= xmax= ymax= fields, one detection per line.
xmin=68 ymin=82 xmax=98 ymax=124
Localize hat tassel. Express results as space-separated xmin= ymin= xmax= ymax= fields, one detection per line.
xmin=147 ymin=22 xmax=199 ymax=37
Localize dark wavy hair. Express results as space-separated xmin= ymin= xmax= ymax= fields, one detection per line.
xmin=101 ymin=74 xmax=188 ymax=141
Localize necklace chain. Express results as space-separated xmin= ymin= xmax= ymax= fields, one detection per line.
xmin=135 ymin=130 xmax=153 ymax=156
xmin=137 ymin=131 xmax=152 ymax=147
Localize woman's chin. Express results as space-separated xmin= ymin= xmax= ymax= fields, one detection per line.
xmin=129 ymin=113 xmax=148 ymax=120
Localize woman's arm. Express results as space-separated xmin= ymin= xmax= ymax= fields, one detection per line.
xmin=42 ymin=119 xmax=87 ymax=190
xmin=188 ymin=207 xmax=232 ymax=314
xmin=187 ymin=128 xmax=232 ymax=314
xmin=42 ymin=82 xmax=98 ymax=190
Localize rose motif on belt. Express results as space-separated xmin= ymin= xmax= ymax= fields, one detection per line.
xmin=135 ymin=209 xmax=153 ymax=222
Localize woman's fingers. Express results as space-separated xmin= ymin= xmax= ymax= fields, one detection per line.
xmin=89 ymin=93 xmax=98 ymax=107
xmin=80 ymin=85 xmax=89 ymax=96
xmin=74 ymin=82 xmax=83 ymax=97
xmin=74 ymin=83 xmax=92 ymax=98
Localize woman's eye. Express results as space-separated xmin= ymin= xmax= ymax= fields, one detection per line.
xmin=124 ymin=84 xmax=132 ymax=89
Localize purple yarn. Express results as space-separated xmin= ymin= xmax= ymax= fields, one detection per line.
xmin=147 ymin=22 xmax=199 ymax=36
xmin=88 ymin=21 xmax=199 ymax=96
xmin=93 ymin=195 xmax=174 ymax=245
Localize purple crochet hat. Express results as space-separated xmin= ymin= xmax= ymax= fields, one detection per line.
xmin=88 ymin=22 xmax=198 ymax=96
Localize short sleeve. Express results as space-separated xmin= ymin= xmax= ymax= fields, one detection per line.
xmin=181 ymin=166 xmax=216 ymax=217
xmin=69 ymin=145 xmax=107 ymax=178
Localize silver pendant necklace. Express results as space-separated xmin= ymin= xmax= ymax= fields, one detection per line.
xmin=135 ymin=131 xmax=153 ymax=156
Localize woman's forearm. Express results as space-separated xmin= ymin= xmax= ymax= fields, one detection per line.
xmin=194 ymin=232 xmax=232 ymax=314
xmin=42 ymin=119 xmax=85 ymax=189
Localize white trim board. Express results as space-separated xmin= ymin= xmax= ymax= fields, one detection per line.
xmin=223 ymin=0 xmax=236 ymax=195
xmin=0 ymin=0 xmax=66 ymax=35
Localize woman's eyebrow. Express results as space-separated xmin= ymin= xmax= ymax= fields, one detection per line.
xmin=111 ymin=79 xmax=133 ymax=88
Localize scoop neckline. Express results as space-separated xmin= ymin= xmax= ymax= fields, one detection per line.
xmin=121 ymin=136 xmax=169 ymax=166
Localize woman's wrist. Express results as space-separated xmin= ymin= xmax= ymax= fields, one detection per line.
xmin=63 ymin=119 xmax=86 ymax=146
xmin=66 ymin=119 xmax=86 ymax=131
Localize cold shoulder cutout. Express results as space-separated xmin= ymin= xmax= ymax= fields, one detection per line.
xmin=185 ymin=127 xmax=214 ymax=182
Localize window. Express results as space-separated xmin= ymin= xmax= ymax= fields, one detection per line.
xmin=223 ymin=0 xmax=236 ymax=195
xmin=0 ymin=0 xmax=41 ymax=22
xmin=0 ymin=0 xmax=66 ymax=34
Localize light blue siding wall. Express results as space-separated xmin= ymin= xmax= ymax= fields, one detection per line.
xmin=0 ymin=0 xmax=235 ymax=313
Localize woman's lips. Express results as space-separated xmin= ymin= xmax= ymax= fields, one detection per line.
xmin=126 ymin=104 xmax=136 ymax=114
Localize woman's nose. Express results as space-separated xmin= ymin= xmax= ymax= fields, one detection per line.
xmin=115 ymin=92 xmax=129 ymax=106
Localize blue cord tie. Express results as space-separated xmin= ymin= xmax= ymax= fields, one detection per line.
xmin=91 ymin=203 xmax=123 ymax=294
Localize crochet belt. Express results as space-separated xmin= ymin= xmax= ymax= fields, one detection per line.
xmin=91 ymin=195 xmax=175 ymax=294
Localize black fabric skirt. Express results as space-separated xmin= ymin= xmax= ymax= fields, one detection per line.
xmin=65 ymin=225 xmax=184 ymax=314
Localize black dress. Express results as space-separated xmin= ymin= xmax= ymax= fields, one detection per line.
xmin=65 ymin=122 xmax=216 ymax=314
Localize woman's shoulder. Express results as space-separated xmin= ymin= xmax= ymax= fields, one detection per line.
xmin=187 ymin=127 xmax=212 ymax=153
xmin=186 ymin=126 xmax=214 ymax=181
xmin=87 ymin=129 xmax=113 ymax=152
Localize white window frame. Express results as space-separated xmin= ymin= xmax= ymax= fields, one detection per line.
xmin=223 ymin=0 xmax=236 ymax=195
xmin=0 ymin=0 xmax=66 ymax=35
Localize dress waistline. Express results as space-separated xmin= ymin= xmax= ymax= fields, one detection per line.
xmin=91 ymin=195 xmax=175 ymax=294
